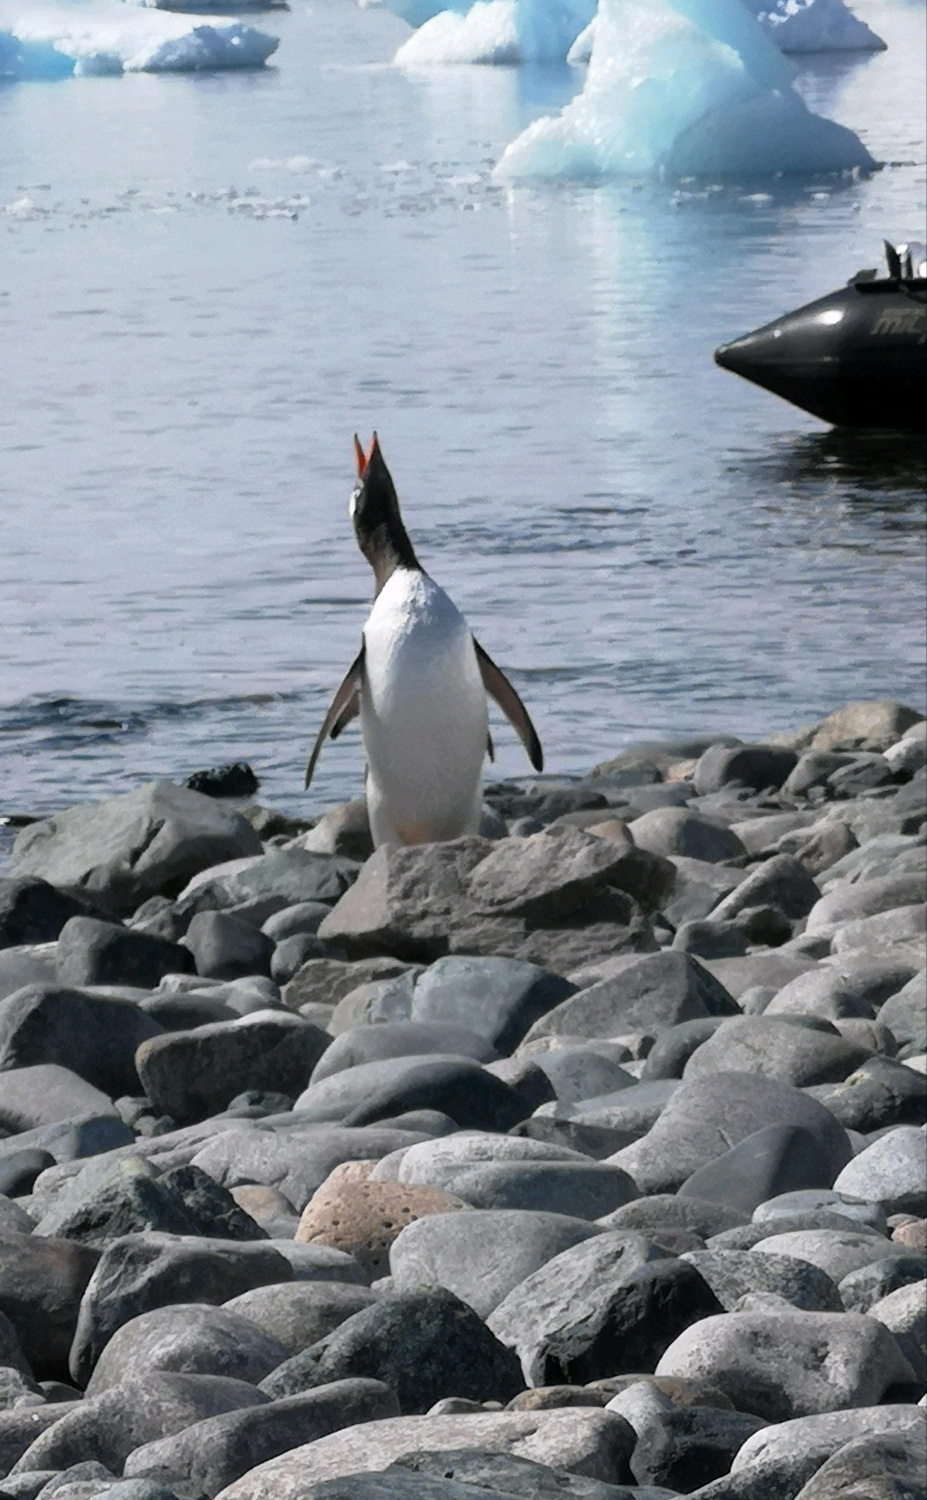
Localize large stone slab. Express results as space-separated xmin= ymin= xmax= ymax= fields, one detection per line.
xmin=10 ymin=783 xmax=263 ymax=918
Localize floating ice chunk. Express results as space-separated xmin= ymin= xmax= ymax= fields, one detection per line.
xmin=369 ymin=0 xmax=469 ymax=27
xmin=495 ymin=0 xmax=875 ymax=181
xmin=0 ymin=2 xmax=278 ymax=78
xmin=394 ymin=0 xmax=595 ymax=64
xmin=741 ymin=0 xmax=885 ymax=54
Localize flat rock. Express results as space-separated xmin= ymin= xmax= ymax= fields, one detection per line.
xmin=84 ymin=1303 xmax=288 ymax=1396
xmin=12 ymin=1372 xmax=267 ymax=1477
xmin=210 ymin=1408 xmax=636 ymax=1500
xmin=655 ymin=1307 xmax=913 ymax=1421
xmin=0 ymin=1233 xmax=100 ymax=1382
xmin=682 ymin=1018 xmax=871 ymax=1089
xmin=388 ymin=1210 xmax=603 ymax=1318
xmin=295 ymin=1172 xmax=470 ymax=1280
xmin=610 ymin=1072 xmax=851 ymax=1196
xmin=0 ymin=987 xmax=162 ymax=1098
xmin=123 ymin=1379 xmax=399 ymax=1497
xmin=677 ymin=1125 xmax=849 ymax=1214
xmin=69 ymin=1233 xmax=295 ymax=1387
xmin=10 ymin=784 xmax=263 ymax=919
xmin=136 ymin=1014 xmax=330 ymax=1125
xmin=259 ymin=1288 xmax=523 ymax=1413
xmin=834 ymin=1126 xmax=927 ymax=1215
xmin=222 ymin=1284 xmax=377 ymax=1357
xmin=174 ymin=848 xmax=357 ymax=921
xmin=521 ymin=952 xmax=738 ymax=1045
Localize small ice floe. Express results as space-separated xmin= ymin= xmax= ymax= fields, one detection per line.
xmin=494 ymin=0 xmax=876 ymax=183
xmin=0 ymin=1 xmax=279 ymax=79
xmin=394 ymin=0 xmax=595 ymax=65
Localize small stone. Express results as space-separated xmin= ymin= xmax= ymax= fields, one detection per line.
xmin=694 ymin=743 xmax=798 ymax=796
xmin=184 ymin=764 xmax=259 ymax=798
xmin=184 ymin=912 xmax=276 ymax=982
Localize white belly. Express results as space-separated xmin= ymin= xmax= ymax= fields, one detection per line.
xmin=360 ymin=570 xmax=488 ymax=846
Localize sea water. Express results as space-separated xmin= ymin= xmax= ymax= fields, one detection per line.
xmin=0 ymin=0 xmax=924 ymax=846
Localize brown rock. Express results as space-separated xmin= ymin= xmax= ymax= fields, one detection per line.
xmin=508 ymin=1387 xmax=607 ymax=1411
xmin=296 ymin=1169 xmax=470 ymax=1279
xmin=294 ymin=801 xmax=374 ymax=863
xmin=230 ymin=1185 xmax=296 ymax=1223
xmin=587 ymin=820 xmax=634 ymax=845
xmin=891 ymin=1218 xmax=927 ymax=1252
xmin=809 ymin=700 xmax=925 ymax=752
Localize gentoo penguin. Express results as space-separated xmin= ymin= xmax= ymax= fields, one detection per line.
xmin=305 ymin=434 xmax=542 ymax=848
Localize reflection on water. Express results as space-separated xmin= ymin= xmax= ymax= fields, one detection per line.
xmin=746 ymin=430 xmax=927 ymax=506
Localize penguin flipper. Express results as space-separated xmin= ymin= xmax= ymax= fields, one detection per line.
xmin=304 ymin=643 xmax=366 ymax=790
xmin=473 ymin=637 xmax=543 ymax=773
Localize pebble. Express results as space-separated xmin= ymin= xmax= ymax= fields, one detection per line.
xmin=0 ymin=698 xmax=921 ymax=1500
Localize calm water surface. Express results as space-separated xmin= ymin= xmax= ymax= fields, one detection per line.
xmin=1 ymin=0 xmax=925 ymax=842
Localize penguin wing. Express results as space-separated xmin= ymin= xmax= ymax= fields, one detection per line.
xmin=304 ymin=643 xmax=366 ymax=790
xmin=473 ymin=638 xmax=543 ymax=773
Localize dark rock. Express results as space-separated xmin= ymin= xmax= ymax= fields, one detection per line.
xmin=828 ymin=753 xmax=896 ymax=798
xmin=310 ymin=1023 xmax=497 ymax=1085
xmin=0 ymin=1232 xmax=100 ymax=1381
xmin=34 ymin=1161 xmax=268 ymax=1248
xmin=0 ymin=881 xmax=101 ymax=951
xmin=521 ymin=952 xmax=738 ymax=1044
xmin=0 ymin=1152 xmax=54 ymax=1199
xmin=510 ymin=1117 xmax=640 ymax=1160
xmin=184 ymin=913 xmax=275 ymax=982
xmin=662 ymin=858 xmax=745 ymax=928
xmin=12 ymin=1373 xmax=267 ymax=1476
xmin=271 ymin=935 xmax=339 ymax=986
xmin=174 ymin=849 xmax=357 ymax=922
xmin=628 ymin=809 xmax=746 ymax=865
xmin=69 ymin=1232 xmax=294 ymax=1387
xmin=222 ymin=1283 xmax=377 ymax=1358
xmin=293 ymin=1056 xmax=524 ymax=1133
xmin=839 ymin=1254 xmax=927 ymax=1312
xmin=0 ymin=1113 xmax=133 ymax=1167
xmin=389 ymin=1210 xmax=603 ymax=1319
xmin=784 ymin=751 xmax=859 ymax=798
xmin=671 ymin=921 xmax=748 ymax=960
xmin=694 ymin=744 xmax=798 ymax=796
xmin=0 ymin=987 xmax=162 ymax=1098
xmin=602 ymin=1195 xmax=747 ymax=1241
xmin=682 ymin=1018 xmax=872 ymax=1089
xmin=135 ymin=1014 xmax=329 ymax=1125
xmin=410 ymin=957 xmax=576 ymax=1053
xmin=677 ymin=1125 xmax=847 ymax=1214
xmin=136 ymin=992 xmax=237 ymax=1032
xmin=792 ymin=1427 xmax=926 ymax=1500
xmin=123 ymin=1379 xmax=399 ymax=1497
xmin=611 ymin=1072 xmax=852 ymax=1196
xmin=260 ymin=1289 xmax=522 ymax=1413
xmin=684 ymin=1246 xmax=843 ymax=1313
xmin=10 ymin=784 xmax=263 ymax=919
xmin=84 ymin=1304 xmax=287 ymax=1396
xmin=810 ymin=1056 xmax=926 ymax=1133
xmin=414 ymin=1160 xmax=636 ymax=1219
xmin=642 ymin=1020 xmax=730 ymax=1081
xmin=184 ymin=764 xmax=259 ymax=799
xmin=55 ymin=921 xmax=193 ymax=991
xmin=710 ymin=856 xmax=821 ymax=924
xmin=0 ymin=947 xmax=57 ymax=1005
xmin=629 ymin=1405 xmax=767 ymax=1491
xmin=128 ymin=896 xmax=189 ymax=944
xmin=532 ymin=1047 xmax=636 ymax=1105
xmin=752 ymin=1187 xmax=887 ymax=1232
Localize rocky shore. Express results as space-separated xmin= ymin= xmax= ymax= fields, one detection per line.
xmin=0 ymin=696 xmax=924 ymax=1500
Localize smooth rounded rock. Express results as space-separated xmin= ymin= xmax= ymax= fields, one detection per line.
xmin=834 ymin=1126 xmax=927 ymax=1215
xmin=222 ymin=1283 xmax=377 ymax=1357
xmin=295 ymin=1170 xmax=470 ymax=1280
xmin=84 ymin=1304 xmax=289 ymax=1395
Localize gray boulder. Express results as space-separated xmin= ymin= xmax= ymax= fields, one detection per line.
xmin=33 ymin=1161 xmax=267 ymax=1249
xmin=0 ymin=1232 xmax=100 ymax=1381
xmin=222 ymin=1284 xmax=377 ymax=1357
xmin=722 ymin=1404 xmax=925 ymax=1500
xmin=749 ymin=1227 xmax=906 ymax=1285
xmin=805 ymin=872 xmax=927 ymax=939
xmin=389 ymin=1210 xmax=603 ymax=1318
xmin=10 ymin=784 xmax=262 ymax=918
xmin=0 ymin=1065 xmax=117 ymax=1135
xmin=0 ymin=880 xmax=102 ymax=951
xmin=84 ymin=1304 xmax=288 ymax=1396
xmin=791 ymin=1427 xmax=927 ymax=1500
xmin=834 ymin=1126 xmax=927 ymax=1215
xmin=868 ymin=1280 xmax=927 ymax=1380
xmin=184 ymin=913 xmax=276 ymax=982
xmin=70 ymin=1233 xmax=294 ymax=1387
xmin=291 ymin=1056 xmax=524 ymax=1133
xmin=879 ymin=969 xmax=927 ymax=1047
xmin=309 ymin=1022 xmax=497 ymax=1084
xmin=677 ymin=1125 xmax=849 ymax=1213
xmin=682 ymin=1248 xmax=842 ymax=1312
xmin=522 ymin=952 xmax=738 ymax=1044
xmin=765 ymin=961 xmax=915 ymax=1021
xmin=626 ymin=809 xmax=746 ymax=865
xmin=682 ymin=1017 xmax=872 ymax=1089
xmin=123 ymin=1379 xmax=399 ymax=1498
xmin=694 ymin=744 xmax=797 ymax=795
xmin=709 ymin=856 xmax=821 ymax=924
xmin=135 ymin=1014 xmax=329 ymax=1125
xmin=55 ymin=922 xmax=192 ymax=990
xmin=409 ymin=1160 xmax=635 ymax=1220
xmin=410 ymin=957 xmax=575 ymax=1053
xmin=174 ymin=848 xmax=357 ymax=921
xmin=0 ymin=987 xmax=162 ymax=1098
xmin=610 ymin=1072 xmax=851 ymax=1195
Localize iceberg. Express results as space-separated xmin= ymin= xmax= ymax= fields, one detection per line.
xmin=494 ymin=0 xmax=876 ymax=181
xmin=121 ymin=0 xmax=287 ymax=12
xmin=394 ymin=0 xmax=595 ymax=65
xmin=568 ymin=0 xmax=886 ymax=65
xmin=0 ymin=1 xmax=278 ymax=77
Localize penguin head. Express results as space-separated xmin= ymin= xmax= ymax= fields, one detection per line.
xmin=350 ymin=433 xmax=419 ymax=583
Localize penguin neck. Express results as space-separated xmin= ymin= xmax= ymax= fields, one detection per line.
xmin=365 ymin=523 xmax=420 ymax=598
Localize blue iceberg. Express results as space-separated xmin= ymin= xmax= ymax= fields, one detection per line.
xmin=394 ymin=0 xmax=595 ymax=65
xmin=494 ymin=0 xmax=876 ymax=181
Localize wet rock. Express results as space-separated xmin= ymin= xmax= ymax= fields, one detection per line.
xmin=0 ymin=988 xmax=162 ymax=1099
xmin=610 ymin=1072 xmax=851 ymax=1196
xmin=83 ymin=1304 xmax=287 ymax=1396
xmin=135 ymin=1013 xmax=329 ymax=1125
xmin=626 ymin=809 xmax=746 ymax=865
xmin=389 ymin=1210 xmax=602 ymax=1318
xmin=69 ymin=1233 xmax=294 ymax=1387
xmin=833 ymin=1126 xmax=926 ymax=1215
xmin=295 ymin=1171 xmax=470 ymax=1280
xmin=10 ymin=784 xmax=262 ymax=919
xmin=184 ymin=765 xmax=259 ymax=799
xmin=0 ymin=1232 xmax=100 ymax=1381
xmin=184 ymin=914 xmax=275 ymax=982
xmin=522 ymin=952 xmax=738 ymax=1045
xmin=208 ymin=1408 xmax=635 ymax=1499
xmin=655 ymin=1307 xmax=913 ymax=1421
xmin=0 ymin=881 xmax=101 ymax=952
xmin=123 ymin=1378 xmax=398 ymax=1497
xmin=260 ymin=1288 xmax=523 ymax=1413
xmin=693 ymin=744 xmax=798 ymax=796
xmin=682 ymin=1018 xmax=871 ymax=1089
xmin=222 ymin=1284 xmax=377 ymax=1358
xmin=12 ymin=1373 xmax=267 ymax=1476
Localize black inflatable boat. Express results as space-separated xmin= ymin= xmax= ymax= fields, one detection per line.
xmin=715 ymin=241 xmax=926 ymax=431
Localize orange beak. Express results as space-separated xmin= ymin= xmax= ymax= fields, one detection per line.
xmin=353 ymin=433 xmax=367 ymax=479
